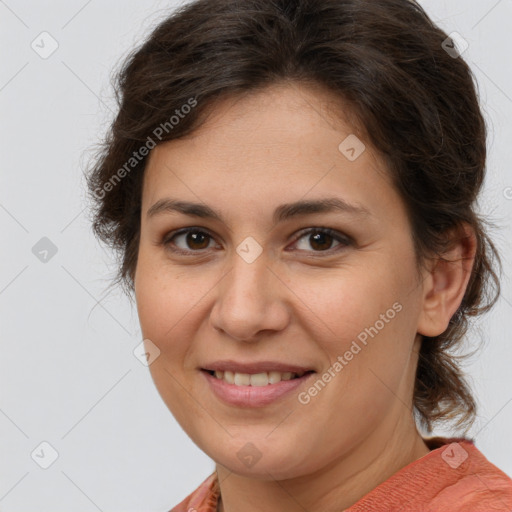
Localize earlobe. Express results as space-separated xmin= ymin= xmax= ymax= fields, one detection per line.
xmin=417 ymin=223 xmax=477 ymax=338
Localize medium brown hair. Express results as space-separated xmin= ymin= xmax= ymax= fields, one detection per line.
xmin=85 ymin=0 xmax=502 ymax=433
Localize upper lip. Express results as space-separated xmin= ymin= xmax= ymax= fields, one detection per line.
xmin=201 ymin=360 xmax=315 ymax=374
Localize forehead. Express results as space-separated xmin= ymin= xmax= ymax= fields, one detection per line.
xmin=141 ymin=82 xmax=401 ymax=222
xmin=174 ymin=82 xmax=365 ymax=151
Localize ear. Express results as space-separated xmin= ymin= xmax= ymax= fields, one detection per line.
xmin=417 ymin=223 xmax=477 ymax=338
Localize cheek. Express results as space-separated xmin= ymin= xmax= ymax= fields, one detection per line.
xmin=292 ymin=259 xmax=418 ymax=394
xmin=135 ymin=245 xmax=184 ymax=332
xmin=134 ymin=258 xmax=205 ymax=430
xmin=134 ymin=250 xmax=213 ymax=370
xmin=293 ymin=262 xmax=402 ymax=340
xmin=134 ymin=250 xmax=183 ymax=356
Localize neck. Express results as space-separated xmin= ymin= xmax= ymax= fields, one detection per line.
xmin=216 ymin=419 xmax=430 ymax=512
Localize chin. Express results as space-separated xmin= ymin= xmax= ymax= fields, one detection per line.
xmin=207 ymin=436 xmax=314 ymax=480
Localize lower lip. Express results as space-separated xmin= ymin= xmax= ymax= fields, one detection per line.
xmin=201 ymin=370 xmax=315 ymax=407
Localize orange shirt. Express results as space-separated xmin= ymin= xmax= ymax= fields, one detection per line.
xmin=169 ymin=437 xmax=512 ymax=512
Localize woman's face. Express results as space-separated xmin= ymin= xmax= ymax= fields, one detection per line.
xmin=134 ymin=82 xmax=429 ymax=478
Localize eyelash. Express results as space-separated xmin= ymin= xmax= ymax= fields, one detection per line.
xmin=160 ymin=227 xmax=352 ymax=256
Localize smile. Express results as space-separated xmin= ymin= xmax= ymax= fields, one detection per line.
xmin=201 ymin=369 xmax=316 ymax=407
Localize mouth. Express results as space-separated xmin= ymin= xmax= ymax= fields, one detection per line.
xmin=200 ymin=367 xmax=317 ymax=407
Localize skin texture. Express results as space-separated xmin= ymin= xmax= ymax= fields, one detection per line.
xmin=133 ymin=82 xmax=476 ymax=512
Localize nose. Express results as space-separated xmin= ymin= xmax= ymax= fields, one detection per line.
xmin=209 ymin=250 xmax=290 ymax=342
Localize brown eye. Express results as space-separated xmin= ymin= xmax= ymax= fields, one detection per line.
xmin=184 ymin=231 xmax=211 ymax=250
xmin=309 ymin=232 xmax=334 ymax=251
xmin=293 ymin=228 xmax=351 ymax=253
xmin=163 ymin=229 xmax=215 ymax=253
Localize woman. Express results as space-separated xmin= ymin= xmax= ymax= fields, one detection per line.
xmin=86 ymin=0 xmax=512 ymax=510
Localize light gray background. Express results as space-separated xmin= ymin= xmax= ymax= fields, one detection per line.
xmin=1 ymin=1 xmax=511 ymax=511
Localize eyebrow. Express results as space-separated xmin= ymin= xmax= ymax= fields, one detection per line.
xmin=146 ymin=197 xmax=371 ymax=224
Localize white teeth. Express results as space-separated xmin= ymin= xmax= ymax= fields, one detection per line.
xmin=210 ymin=370 xmax=307 ymax=385
xmin=268 ymin=371 xmax=283 ymax=384
xmin=234 ymin=373 xmax=251 ymax=386
xmin=250 ymin=373 xmax=268 ymax=386
xmin=224 ymin=370 xmax=235 ymax=384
